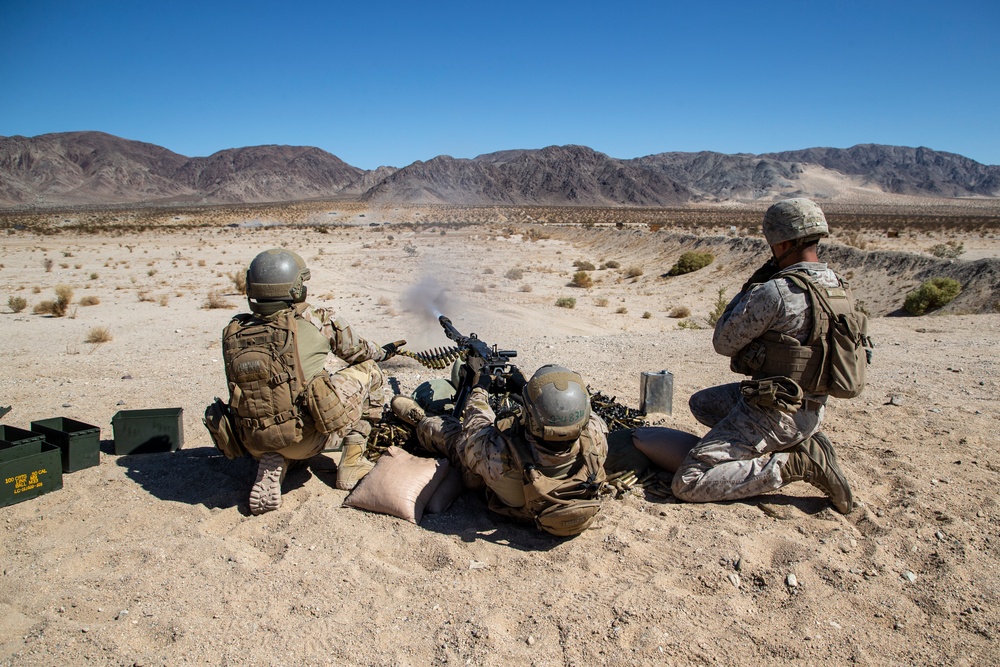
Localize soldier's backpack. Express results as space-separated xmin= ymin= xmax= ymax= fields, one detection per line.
xmin=221 ymin=306 xmax=353 ymax=454
xmin=734 ymin=269 xmax=873 ymax=399
xmin=491 ymin=419 xmax=607 ymax=537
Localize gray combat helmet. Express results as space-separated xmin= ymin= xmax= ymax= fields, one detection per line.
xmin=246 ymin=248 xmax=311 ymax=313
xmin=521 ymin=365 xmax=591 ymax=445
xmin=762 ymin=198 xmax=830 ymax=246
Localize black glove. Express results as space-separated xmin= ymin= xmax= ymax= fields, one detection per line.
xmin=472 ymin=368 xmax=493 ymax=391
xmin=381 ymin=339 xmax=406 ymax=359
xmin=740 ymin=259 xmax=779 ymax=293
xmin=505 ymin=367 xmax=528 ymax=394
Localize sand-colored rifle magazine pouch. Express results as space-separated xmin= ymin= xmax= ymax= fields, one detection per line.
xmin=204 ymin=397 xmax=246 ymax=459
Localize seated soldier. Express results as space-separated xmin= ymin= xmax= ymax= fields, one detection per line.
xmin=391 ymin=365 xmax=609 ymax=537
xmin=222 ymin=248 xmax=403 ymax=514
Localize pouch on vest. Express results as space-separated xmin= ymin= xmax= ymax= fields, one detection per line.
xmin=203 ymin=397 xmax=247 ymax=459
xmin=305 ymin=373 xmax=351 ymax=435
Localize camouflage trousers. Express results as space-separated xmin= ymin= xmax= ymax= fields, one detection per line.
xmin=414 ymin=416 xmax=489 ymax=492
xmin=246 ymin=359 xmax=386 ymax=461
xmin=671 ymin=382 xmax=824 ymax=503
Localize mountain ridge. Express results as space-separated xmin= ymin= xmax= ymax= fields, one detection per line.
xmin=1 ymin=131 xmax=998 ymax=208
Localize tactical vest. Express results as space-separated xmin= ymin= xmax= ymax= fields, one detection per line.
xmin=490 ymin=418 xmax=607 ymax=537
xmin=731 ymin=269 xmax=872 ymax=399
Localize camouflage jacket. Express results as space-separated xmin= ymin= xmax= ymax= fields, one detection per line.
xmin=296 ymin=304 xmax=386 ymax=381
xmin=457 ymin=386 xmax=609 ymax=508
xmin=713 ymin=261 xmax=840 ymax=397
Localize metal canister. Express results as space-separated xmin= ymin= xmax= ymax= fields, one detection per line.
xmin=639 ymin=370 xmax=674 ymax=415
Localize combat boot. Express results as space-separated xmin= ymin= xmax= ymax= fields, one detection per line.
xmin=336 ymin=433 xmax=374 ymax=490
xmin=781 ymin=431 xmax=854 ymax=514
xmin=391 ymin=395 xmax=426 ymax=427
xmin=249 ymin=452 xmax=286 ymax=515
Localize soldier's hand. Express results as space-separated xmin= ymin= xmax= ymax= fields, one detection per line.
xmin=381 ymin=339 xmax=407 ymax=359
xmin=741 ymin=258 xmax=779 ymax=292
xmin=505 ymin=367 xmax=528 ymax=394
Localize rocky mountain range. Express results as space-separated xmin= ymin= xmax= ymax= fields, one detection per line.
xmin=1 ymin=131 xmax=998 ymax=208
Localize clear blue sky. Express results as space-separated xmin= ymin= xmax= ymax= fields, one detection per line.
xmin=2 ymin=0 xmax=998 ymax=169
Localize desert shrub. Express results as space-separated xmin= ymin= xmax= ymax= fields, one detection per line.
xmin=595 ymin=297 xmax=609 ymax=307
xmin=404 ymin=244 xmax=418 ymax=256
xmin=505 ymin=267 xmax=524 ymax=280
xmin=519 ymin=283 xmax=533 ymax=292
xmin=483 ymin=267 xmax=495 ymax=275
xmin=903 ymin=277 xmax=962 ymax=315
xmin=33 ymin=300 xmax=56 ymax=315
xmin=89 ymin=272 xmax=99 ymax=280
xmin=48 ymin=285 xmax=73 ymax=317
xmin=623 ymin=266 xmax=644 ymax=278
xmin=79 ymin=295 xmax=100 ymax=306
xmin=573 ymin=260 xmax=596 ymax=271
xmin=615 ymin=306 xmax=628 ymax=314
xmin=203 ymin=291 xmax=232 ymax=309
xmin=472 ymin=284 xmax=487 ymax=293
xmin=602 ymin=260 xmax=621 ymax=269
xmin=678 ymin=319 xmax=704 ymax=330
xmin=668 ymin=252 xmax=715 ymax=276
xmin=555 ymin=297 xmax=576 ymax=309
xmin=229 ymin=270 xmax=247 ymax=294
xmin=85 ymin=326 xmax=112 ymax=344
xmin=159 ymin=294 xmax=170 ymax=307
xmin=707 ymin=288 xmax=728 ymax=326
xmin=668 ymin=305 xmax=691 ymax=318
xmin=43 ymin=258 xmax=53 ymax=272
xmin=642 ymin=311 xmax=652 ymax=319
xmin=928 ymin=241 xmax=964 ymax=259
xmin=570 ymin=271 xmax=593 ymax=288
xmin=8 ymin=295 xmax=28 ymax=313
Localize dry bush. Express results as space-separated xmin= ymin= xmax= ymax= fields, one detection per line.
xmin=595 ymin=297 xmax=609 ymax=307
xmin=667 ymin=252 xmax=714 ymax=276
xmin=138 ymin=290 xmax=155 ymax=303
xmin=504 ymin=267 xmax=524 ymax=280
xmin=840 ymin=230 xmax=869 ymax=250
xmin=89 ymin=272 xmax=99 ymax=280
xmin=573 ymin=260 xmax=596 ymax=271
xmin=707 ymin=288 xmax=728 ymax=326
xmin=602 ymin=260 xmax=621 ymax=269
xmin=615 ymin=306 xmax=628 ymax=314
xmin=483 ymin=268 xmax=495 ymax=275
xmin=79 ymin=296 xmax=100 ymax=306
xmin=229 ymin=270 xmax=247 ymax=294
xmin=203 ymin=291 xmax=233 ymax=309
xmin=8 ymin=296 xmax=27 ymax=313
xmin=377 ymin=296 xmax=392 ymax=307
xmin=555 ymin=297 xmax=576 ymax=309
xmin=668 ymin=305 xmax=691 ymax=318
xmin=32 ymin=286 xmax=41 ymax=294
xmin=570 ymin=271 xmax=593 ymax=288
xmin=928 ymin=241 xmax=964 ymax=259
xmin=642 ymin=311 xmax=652 ymax=319
xmin=198 ymin=259 xmax=206 ymax=267
xmin=472 ymin=285 xmax=487 ymax=293
xmin=33 ymin=301 xmax=56 ymax=315
xmin=678 ymin=319 xmax=704 ymax=330
xmin=159 ymin=294 xmax=170 ymax=307
xmin=85 ymin=326 xmax=112 ymax=344
xmin=624 ymin=266 xmax=644 ymax=278
xmin=59 ymin=263 xmax=69 ymax=269
xmin=519 ymin=283 xmax=533 ymax=292
xmin=51 ymin=285 xmax=73 ymax=317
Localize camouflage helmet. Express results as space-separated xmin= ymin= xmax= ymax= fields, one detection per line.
xmin=762 ymin=198 xmax=829 ymax=246
xmin=521 ymin=365 xmax=591 ymax=445
xmin=245 ymin=248 xmax=311 ymax=310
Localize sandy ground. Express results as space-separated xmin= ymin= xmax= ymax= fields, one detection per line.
xmin=1 ymin=220 xmax=999 ymax=666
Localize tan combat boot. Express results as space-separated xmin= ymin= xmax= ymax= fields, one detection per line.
xmin=249 ymin=452 xmax=287 ymax=515
xmin=390 ymin=395 xmax=426 ymax=427
xmin=781 ymin=431 xmax=854 ymax=514
xmin=336 ymin=433 xmax=374 ymax=490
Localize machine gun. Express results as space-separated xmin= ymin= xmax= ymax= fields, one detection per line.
xmin=439 ymin=315 xmax=521 ymax=416
xmin=399 ymin=315 xmax=522 ymax=416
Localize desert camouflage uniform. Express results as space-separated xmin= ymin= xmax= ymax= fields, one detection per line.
xmin=672 ymin=262 xmax=838 ymax=502
xmin=241 ymin=304 xmax=386 ymax=460
xmin=415 ymin=386 xmax=609 ymax=509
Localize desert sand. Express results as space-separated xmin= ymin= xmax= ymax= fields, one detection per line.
xmin=1 ymin=210 xmax=998 ymax=666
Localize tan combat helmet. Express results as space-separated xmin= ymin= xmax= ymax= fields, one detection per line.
xmin=762 ymin=198 xmax=830 ymax=246
xmin=521 ymin=365 xmax=591 ymax=447
xmin=245 ymin=248 xmax=311 ymax=314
